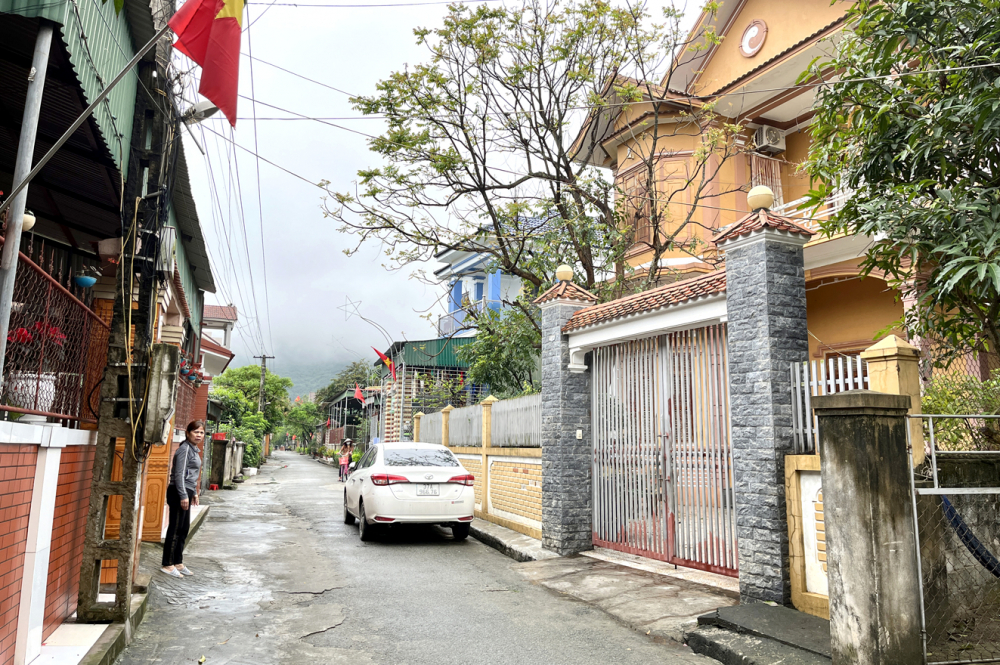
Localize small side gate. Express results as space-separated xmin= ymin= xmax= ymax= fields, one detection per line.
xmin=591 ymin=324 xmax=738 ymax=577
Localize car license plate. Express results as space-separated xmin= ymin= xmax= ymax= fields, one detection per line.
xmin=416 ymin=484 xmax=439 ymax=496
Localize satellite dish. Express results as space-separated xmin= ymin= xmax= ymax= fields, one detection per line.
xmin=182 ymin=100 xmax=220 ymax=125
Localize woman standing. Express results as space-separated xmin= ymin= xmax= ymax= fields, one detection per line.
xmin=338 ymin=442 xmax=351 ymax=482
xmin=161 ymin=420 xmax=204 ymax=578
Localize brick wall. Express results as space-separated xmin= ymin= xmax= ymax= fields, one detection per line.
xmin=192 ymin=382 xmax=209 ymax=424
xmin=0 ymin=445 xmax=37 ymax=665
xmin=488 ymin=460 xmax=542 ymax=525
xmin=43 ymin=445 xmax=95 ymax=640
xmin=456 ymin=456 xmax=483 ymax=508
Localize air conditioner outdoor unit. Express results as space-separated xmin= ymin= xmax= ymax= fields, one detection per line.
xmin=754 ymin=125 xmax=786 ymax=155
xmin=156 ymin=226 xmax=176 ymax=279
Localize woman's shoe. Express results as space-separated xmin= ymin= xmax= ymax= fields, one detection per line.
xmin=161 ymin=567 xmax=182 ymax=578
xmin=177 ymin=567 xmax=194 ymax=576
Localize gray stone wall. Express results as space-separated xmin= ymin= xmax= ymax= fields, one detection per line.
xmin=540 ymin=300 xmax=593 ymax=555
xmin=724 ymin=235 xmax=809 ymax=604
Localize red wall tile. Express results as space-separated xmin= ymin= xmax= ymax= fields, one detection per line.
xmin=0 ymin=445 xmax=36 ymax=665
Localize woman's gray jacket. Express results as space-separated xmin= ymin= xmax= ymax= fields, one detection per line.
xmin=171 ymin=440 xmax=202 ymax=499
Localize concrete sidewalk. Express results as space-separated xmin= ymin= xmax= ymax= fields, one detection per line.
xmin=470 ymin=518 xmax=737 ymax=646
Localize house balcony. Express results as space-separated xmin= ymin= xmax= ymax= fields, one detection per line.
xmin=436 ymin=299 xmax=504 ymax=337
xmin=769 ymin=189 xmax=852 ymax=233
xmin=0 ymin=246 xmax=111 ymax=426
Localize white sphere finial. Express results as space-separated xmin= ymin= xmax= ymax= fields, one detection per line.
xmin=555 ymin=264 xmax=574 ymax=282
xmin=747 ymin=185 xmax=774 ymax=211
xmin=21 ymin=210 xmax=35 ymax=232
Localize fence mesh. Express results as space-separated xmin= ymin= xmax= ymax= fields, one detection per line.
xmin=917 ymin=492 xmax=1000 ymax=664
xmin=1 ymin=248 xmax=110 ymax=424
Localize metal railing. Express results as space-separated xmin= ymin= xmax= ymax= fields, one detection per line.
xmin=770 ymin=188 xmax=852 ymax=232
xmin=909 ymin=415 xmax=1000 ymax=665
xmin=1 ymin=250 xmax=111 ymax=425
xmin=791 ymin=355 xmax=869 ymax=454
xmin=448 ymin=403 xmax=482 ymax=446
xmin=491 ymin=393 xmax=542 ymax=447
xmin=436 ymin=299 xmax=504 ymax=336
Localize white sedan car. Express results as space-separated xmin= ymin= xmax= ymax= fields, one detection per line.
xmin=344 ymin=442 xmax=475 ymax=541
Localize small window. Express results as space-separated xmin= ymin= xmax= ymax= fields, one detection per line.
xmin=384 ymin=448 xmax=460 ymax=468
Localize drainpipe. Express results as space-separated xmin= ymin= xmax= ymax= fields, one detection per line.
xmin=0 ymin=23 xmax=54 ymax=387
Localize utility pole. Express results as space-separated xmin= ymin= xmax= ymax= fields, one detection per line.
xmin=254 ymin=355 xmax=275 ymax=413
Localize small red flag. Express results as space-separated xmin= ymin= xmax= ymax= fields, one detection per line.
xmin=169 ymin=0 xmax=244 ymax=126
xmin=372 ymin=346 xmax=396 ymax=381
xmin=326 ymin=419 xmax=331 ymax=427
xmin=354 ymin=383 xmax=366 ymax=405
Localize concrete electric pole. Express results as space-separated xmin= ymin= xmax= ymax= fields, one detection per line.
xmin=254 ymin=355 xmax=275 ymax=413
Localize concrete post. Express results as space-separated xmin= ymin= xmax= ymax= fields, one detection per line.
xmin=812 ymin=391 xmax=922 ymax=664
xmin=534 ymin=272 xmax=598 ymax=555
xmin=481 ymin=396 xmax=497 ymax=517
xmin=0 ymin=23 xmax=53 ymax=385
xmin=441 ymin=404 xmax=453 ymax=448
xmin=413 ymin=412 xmax=423 ymax=442
xmin=715 ymin=206 xmax=812 ymax=605
xmin=861 ymin=335 xmax=924 ymax=465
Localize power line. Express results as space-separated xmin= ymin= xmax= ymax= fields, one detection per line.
xmin=245 ymin=9 xmax=276 ymax=355
xmin=240 ymin=52 xmax=355 ymax=96
xmin=199 ymin=124 xmax=324 ymax=188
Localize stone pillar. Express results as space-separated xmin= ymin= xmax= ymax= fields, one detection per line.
xmin=812 ymin=391 xmax=922 ymax=665
xmin=413 ymin=412 xmax=423 ymax=442
xmin=441 ymin=404 xmax=453 ymax=448
xmin=861 ymin=335 xmax=924 ymax=465
xmin=480 ymin=396 xmax=497 ymax=517
xmin=715 ymin=193 xmax=812 ymax=605
xmin=534 ymin=270 xmax=598 ymax=555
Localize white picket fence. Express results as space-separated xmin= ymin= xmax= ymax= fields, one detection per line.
xmin=420 ymin=410 xmax=443 ymax=444
xmin=448 ymin=403 xmax=483 ymax=446
xmin=491 ymin=393 xmax=542 ymax=447
xmin=791 ymin=355 xmax=868 ymax=454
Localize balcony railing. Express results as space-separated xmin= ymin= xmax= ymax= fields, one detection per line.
xmin=0 ymin=248 xmax=111 ymax=425
xmin=436 ymin=299 xmax=504 ymax=336
xmin=769 ymin=189 xmax=852 ymax=232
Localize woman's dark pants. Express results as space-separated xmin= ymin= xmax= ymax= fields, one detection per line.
xmin=162 ymin=485 xmax=191 ymax=567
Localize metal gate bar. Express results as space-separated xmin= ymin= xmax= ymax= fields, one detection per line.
xmin=592 ymin=325 xmax=737 ymax=577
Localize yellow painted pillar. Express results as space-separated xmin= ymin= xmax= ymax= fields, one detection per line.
xmin=861 ymin=335 xmax=925 ymax=466
xmin=441 ymin=404 xmax=453 ymax=448
xmin=480 ymin=396 xmax=497 ymax=517
xmin=413 ymin=412 xmax=424 ymax=442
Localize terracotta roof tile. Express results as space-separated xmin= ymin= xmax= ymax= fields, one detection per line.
xmin=711 ymin=209 xmax=814 ymax=245
xmin=533 ymin=280 xmax=599 ymax=305
xmin=562 ymin=270 xmax=727 ymax=333
xmin=203 ymin=305 xmax=238 ymax=321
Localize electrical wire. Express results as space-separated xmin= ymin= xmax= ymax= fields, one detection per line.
xmin=244 ymin=11 xmax=276 ymax=355
xmin=240 ymin=53 xmax=355 ymax=96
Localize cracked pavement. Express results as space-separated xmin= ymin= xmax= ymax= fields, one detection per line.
xmin=117 ymin=451 xmax=717 ymax=664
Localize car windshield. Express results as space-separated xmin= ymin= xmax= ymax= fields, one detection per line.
xmin=384 ymin=448 xmax=460 ymax=467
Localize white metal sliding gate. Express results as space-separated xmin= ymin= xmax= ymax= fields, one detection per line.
xmin=591 ymin=324 xmax=737 ymax=577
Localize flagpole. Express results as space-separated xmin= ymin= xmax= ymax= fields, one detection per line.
xmin=0 ymin=22 xmax=173 ymax=220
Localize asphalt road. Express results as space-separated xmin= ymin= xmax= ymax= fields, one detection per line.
xmin=118 ymin=450 xmax=714 ymax=665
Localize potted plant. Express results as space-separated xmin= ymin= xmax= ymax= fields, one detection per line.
xmin=6 ymin=322 xmax=68 ymax=420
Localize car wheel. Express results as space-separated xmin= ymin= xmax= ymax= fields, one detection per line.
xmin=343 ymin=492 xmax=355 ymax=525
xmin=452 ymin=523 xmax=470 ymax=541
xmin=359 ymin=501 xmax=377 ymax=542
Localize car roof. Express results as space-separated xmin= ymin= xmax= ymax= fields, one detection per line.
xmin=378 ymin=441 xmax=449 ymax=450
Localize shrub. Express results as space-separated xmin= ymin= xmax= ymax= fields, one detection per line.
xmin=922 ymin=369 xmax=1000 ymax=450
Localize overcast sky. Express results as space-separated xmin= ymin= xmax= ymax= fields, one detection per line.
xmin=181 ymin=0 xmax=698 ymax=395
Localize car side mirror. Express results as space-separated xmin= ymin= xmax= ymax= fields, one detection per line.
xmin=349 ymin=462 xmax=357 ymax=471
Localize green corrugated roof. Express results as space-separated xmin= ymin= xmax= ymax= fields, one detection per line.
xmin=376 ymin=338 xmax=475 ymax=372
xmin=1 ymin=0 xmax=147 ymax=172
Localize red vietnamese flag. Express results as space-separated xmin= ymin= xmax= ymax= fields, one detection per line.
xmin=354 ymin=383 xmax=365 ymax=405
xmin=168 ymin=0 xmax=244 ymax=126
xmin=372 ymin=347 xmax=396 ymax=381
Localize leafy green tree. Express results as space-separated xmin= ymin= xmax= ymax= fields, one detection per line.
xmin=284 ymin=401 xmax=323 ymax=447
xmin=315 ymin=360 xmax=377 ymax=405
xmin=804 ymin=0 xmax=1000 ymax=365
xmin=457 ymin=306 xmax=540 ymax=397
xmin=212 ymin=365 xmax=293 ymax=432
xmin=324 ymin=0 xmax=743 ymax=310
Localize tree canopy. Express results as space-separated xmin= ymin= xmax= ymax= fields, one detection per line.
xmin=804 ymin=0 xmax=1000 ymax=365
xmin=211 ymin=365 xmax=293 ymax=432
xmin=315 ymin=359 xmax=377 ymax=405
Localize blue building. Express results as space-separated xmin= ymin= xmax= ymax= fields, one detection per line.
xmin=433 ymin=249 xmax=524 ymax=337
